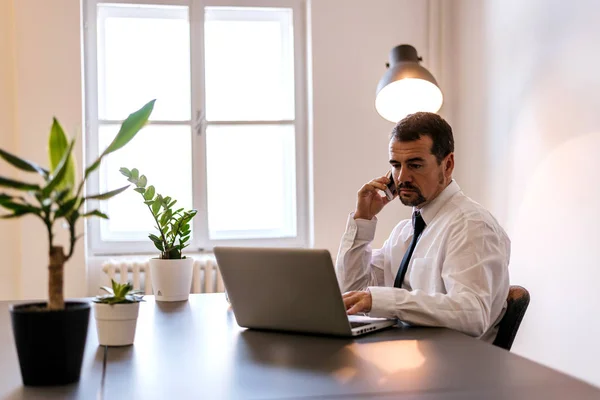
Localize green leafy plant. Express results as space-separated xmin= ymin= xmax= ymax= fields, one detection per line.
xmin=119 ymin=168 xmax=197 ymax=259
xmin=0 ymin=100 xmax=155 ymax=310
xmin=93 ymin=280 xmax=144 ymax=304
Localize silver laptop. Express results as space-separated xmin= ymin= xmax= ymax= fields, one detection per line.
xmin=213 ymin=247 xmax=396 ymax=337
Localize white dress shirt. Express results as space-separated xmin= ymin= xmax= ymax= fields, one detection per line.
xmin=335 ymin=180 xmax=510 ymax=342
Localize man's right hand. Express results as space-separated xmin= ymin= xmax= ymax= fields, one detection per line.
xmin=353 ymin=175 xmax=394 ymax=220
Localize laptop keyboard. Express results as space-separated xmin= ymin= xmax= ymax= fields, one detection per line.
xmin=350 ymin=321 xmax=371 ymax=329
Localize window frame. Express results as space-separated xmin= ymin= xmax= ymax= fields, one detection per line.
xmin=83 ymin=0 xmax=309 ymax=255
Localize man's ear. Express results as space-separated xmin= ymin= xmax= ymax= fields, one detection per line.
xmin=445 ymin=153 xmax=454 ymax=177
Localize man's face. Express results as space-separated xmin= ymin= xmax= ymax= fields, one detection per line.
xmin=389 ymin=136 xmax=454 ymax=208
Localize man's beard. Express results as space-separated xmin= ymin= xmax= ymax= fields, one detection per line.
xmin=397 ymin=183 xmax=426 ymax=206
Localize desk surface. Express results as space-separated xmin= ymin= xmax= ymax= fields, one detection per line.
xmin=0 ymin=294 xmax=598 ymax=400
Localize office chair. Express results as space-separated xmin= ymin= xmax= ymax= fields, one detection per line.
xmin=493 ymin=285 xmax=530 ymax=351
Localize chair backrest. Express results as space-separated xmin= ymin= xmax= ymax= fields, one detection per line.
xmin=493 ymin=285 xmax=530 ymax=351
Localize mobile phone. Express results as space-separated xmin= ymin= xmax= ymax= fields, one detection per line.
xmin=383 ymin=170 xmax=397 ymax=201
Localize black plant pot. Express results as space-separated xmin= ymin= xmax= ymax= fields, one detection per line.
xmin=10 ymin=301 xmax=90 ymax=386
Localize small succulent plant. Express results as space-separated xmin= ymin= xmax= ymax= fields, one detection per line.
xmin=93 ymin=280 xmax=144 ymax=305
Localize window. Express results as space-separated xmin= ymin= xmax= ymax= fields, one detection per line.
xmin=83 ymin=0 xmax=308 ymax=254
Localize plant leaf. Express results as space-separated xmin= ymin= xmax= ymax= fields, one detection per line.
xmin=82 ymin=100 xmax=155 ymax=181
xmin=0 ymin=148 xmax=49 ymax=177
xmin=151 ymin=199 xmax=161 ymax=215
xmin=102 ymin=100 xmax=155 ymax=156
xmin=100 ymin=286 xmax=113 ymax=294
xmin=55 ymin=197 xmax=80 ymax=218
xmin=148 ymin=233 xmax=162 ymax=243
xmin=65 ymin=209 xmax=80 ymax=224
xmin=0 ymin=208 xmax=38 ymax=219
xmin=85 ymin=184 xmax=130 ymax=201
xmin=160 ymin=209 xmax=172 ymax=225
xmin=134 ymin=187 xmax=145 ymax=194
xmin=0 ymin=175 xmax=40 ymax=191
xmin=48 ymin=118 xmax=68 ymax=171
xmin=55 ymin=188 xmax=71 ymax=203
xmin=0 ymin=200 xmax=41 ymax=215
xmin=82 ymin=209 xmax=109 ymax=219
xmin=144 ymin=185 xmax=155 ymax=200
xmin=42 ymin=139 xmax=75 ymax=197
xmin=0 ymin=193 xmax=12 ymax=204
xmin=48 ymin=118 xmax=76 ymax=191
xmin=119 ymin=167 xmax=131 ymax=178
xmin=137 ymin=175 xmax=147 ymax=188
xmin=84 ymin=158 xmax=101 ymax=179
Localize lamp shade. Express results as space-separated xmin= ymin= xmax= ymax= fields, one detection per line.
xmin=375 ymin=45 xmax=443 ymax=123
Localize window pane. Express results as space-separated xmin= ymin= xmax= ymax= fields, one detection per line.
xmin=98 ymin=4 xmax=190 ymax=121
xmin=204 ymin=7 xmax=295 ymax=121
xmin=97 ymin=124 xmax=193 ymax=241
xmin=206 ymin=124 xmax=297 ymax=240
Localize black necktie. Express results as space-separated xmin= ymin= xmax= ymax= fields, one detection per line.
xmin=394 ymin=211 xmax=426 ymax=288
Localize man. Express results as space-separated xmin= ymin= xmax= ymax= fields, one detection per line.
xmin=335 ymin=112 xmax=510 ymax=342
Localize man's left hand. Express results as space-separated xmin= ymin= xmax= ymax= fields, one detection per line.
xmin=342 ymin=290 xmax=372 ymax=315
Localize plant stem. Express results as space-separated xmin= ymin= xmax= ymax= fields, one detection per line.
xmin=65 ymin=218 xmax=77 ymax=261
xmin=169 ymin=217 xmax=183 ymax=250
xmin=48 ymin=246 xmax=65 ymax=310
xmin=147 ymin=203 xmax=168 ymax=258
xmin=44 ymin=213 xmax=54 ymax=250
xmin=75 ymin=162 xmax=96 ymax=200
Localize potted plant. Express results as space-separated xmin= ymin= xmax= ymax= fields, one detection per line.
xmin=0 ymin=100 xmax=155 ymax=386
xmin=93 ymin=280 xmax=144 ymax=346
xmin=119 ymin=168 xmax=197 ymax=302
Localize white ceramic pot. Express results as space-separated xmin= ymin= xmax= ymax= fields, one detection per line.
xmin=149 ymin=257 xmax=194 ymax=302
xmin=93 ymin=302 xmax=140 ymax=346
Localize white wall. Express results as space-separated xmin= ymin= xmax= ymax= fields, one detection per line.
xmin=0 ymin=0 xmax=20 ymax=300
xmin=448 ymin=0 xmax=600 ymax=388
xmin=310 ymin=0 xmax=430 ymax=255
xmin=4 ymin=0 xmax=87 ymax=300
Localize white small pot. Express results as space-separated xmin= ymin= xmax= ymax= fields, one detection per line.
xmin=93 ymin=302 xmax=140 ymax=346
xmin=149 ymin=257 xmax=194 ymax=302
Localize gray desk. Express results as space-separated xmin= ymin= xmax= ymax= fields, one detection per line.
xmin=1 ymin=294 xmax=599 ymax=399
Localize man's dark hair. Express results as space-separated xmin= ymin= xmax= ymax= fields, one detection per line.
xmin=391 ymin=112 xmax=454 ymax=164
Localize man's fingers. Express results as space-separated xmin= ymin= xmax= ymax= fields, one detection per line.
xmin=343 ymin=291 xmax=371 ymax=315
xmin=346 ymin=302 xmax=361 ymax=315
xmin=342 ymin=292 xmax=360 ymax=309
xmin=357 ymin=183 xmax=376 ymax=197
xmin=368 ymin=179 xmax=388 ymax=192
xmin=358 ymin=179 xmax=388 ymax=196
xmin=347 ymin=299 xmax=367 ymax=315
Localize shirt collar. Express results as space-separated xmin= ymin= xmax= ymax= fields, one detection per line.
xmin=414 ymin=180 xmax=461 ymax=226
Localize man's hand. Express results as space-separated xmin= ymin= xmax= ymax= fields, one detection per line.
xmin=354 ymin=175 xmax=393 ymax=220
xmin=342 ymin=290 xmax=373 ymax=315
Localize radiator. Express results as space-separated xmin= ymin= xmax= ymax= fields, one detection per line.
xmin=101 ymin=255 xmax=224 ymax=295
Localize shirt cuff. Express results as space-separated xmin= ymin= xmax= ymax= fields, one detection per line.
xmin=367 ymin=286 xmax=396 ymax=318
xmin=348 ymin=212 xmax=377 ymax=242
